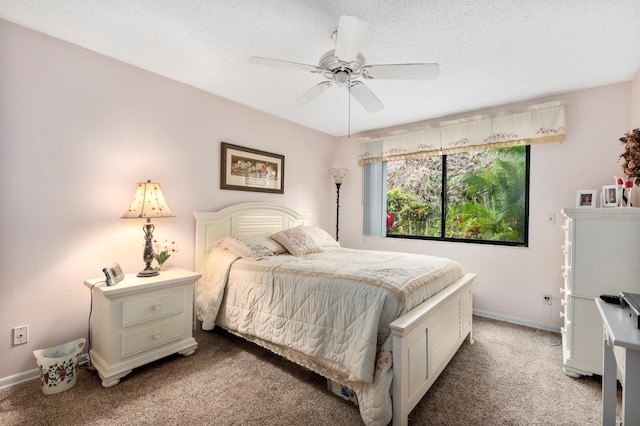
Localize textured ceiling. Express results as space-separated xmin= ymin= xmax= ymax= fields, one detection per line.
xmin=2 ymin=1 xmax=640 ymax=137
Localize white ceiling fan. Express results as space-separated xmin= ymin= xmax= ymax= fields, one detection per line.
xmin=248 ymin=15 xmax=440 ymax=114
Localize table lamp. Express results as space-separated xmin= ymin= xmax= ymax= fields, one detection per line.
xmin=120 ymin=180 xmax=175 ymax=277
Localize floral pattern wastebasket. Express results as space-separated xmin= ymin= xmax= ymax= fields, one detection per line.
xmin=33 ymin=338 xmax=85 ymax=394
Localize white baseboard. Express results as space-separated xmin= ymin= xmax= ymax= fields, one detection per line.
xmin=473 ymin=309 xmax=561 ymax=333
xmin=0 ymin=368 xmax=39 ymax=390
xmin=0 ymin=354 xmax=90 ymax=390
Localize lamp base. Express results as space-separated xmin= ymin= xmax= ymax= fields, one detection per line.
xmin=138 ymin=221 xmax=159 ymax=278
xmin=137 ymin=266 xmax=159 ymax=278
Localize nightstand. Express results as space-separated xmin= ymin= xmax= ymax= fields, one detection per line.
xmin=84 ymin=267 xmax=201 ymax=387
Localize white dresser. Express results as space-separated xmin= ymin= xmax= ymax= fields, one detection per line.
xmin=561 ymin=208 xmax=640 ymax=377
xmin=84 ymin=268 xmax=201 ymax=387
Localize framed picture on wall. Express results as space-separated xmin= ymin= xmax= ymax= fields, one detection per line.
xmin=602 ymin=185 xmax=619 ymax=207
xmin=220 ymin=142 xmax=284 ymax=194
xmin=576 ymin=189 xmax=597 ymax=207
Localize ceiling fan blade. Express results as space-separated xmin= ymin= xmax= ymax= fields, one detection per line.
xmin=248 ymin=56 xmax=325 ymax=74
xmin=361 ymin=63 xmax=441 ymax=80
xmin=349 ymin=81 xmax=384 ymax=113
xmin=335 ymin=15 xmax=368 ymax=63
xmin=295 ymin=81 xmax=333 ymax=107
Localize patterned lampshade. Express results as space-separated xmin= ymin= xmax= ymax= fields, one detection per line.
xmin=120 ymin=180 xmax=175 ymax=220
xmin=329 ymin=168 xmax=349 ymax=184
xmin=121 ymin=180 xmax=174 ymax=277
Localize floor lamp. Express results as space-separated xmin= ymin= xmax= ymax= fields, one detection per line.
xmin=328 ymin=168 xmax=348 ymax=241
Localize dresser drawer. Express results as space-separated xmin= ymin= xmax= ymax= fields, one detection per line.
xmin=122 ymin=289 xmax=184 ymax=327
xmin=121 ymin=317 xmax=186 ymax=358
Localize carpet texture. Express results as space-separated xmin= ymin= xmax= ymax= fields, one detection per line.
xmin=0 ymin=316 xmax=619 ymax=425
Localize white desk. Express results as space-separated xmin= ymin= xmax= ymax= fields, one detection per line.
xmin=595 ymin=298 xmax=640 ymax=425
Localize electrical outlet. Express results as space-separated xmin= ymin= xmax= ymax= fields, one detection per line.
xmin=543 ymin=294 xmax=552 ymax=305
xmin=13 ymin=325 xmax=28 ymax=345
xmin=546 ymin=213 xmax=556 ymax=225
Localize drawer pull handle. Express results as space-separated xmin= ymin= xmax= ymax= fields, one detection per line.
xmin=153 ymin=331 xmax=161 ymax=339
xmin=153 ymin=303 xmax=162 ymax=311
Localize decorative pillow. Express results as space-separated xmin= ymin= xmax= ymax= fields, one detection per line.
xmin=217 ymin=234 xmax=286 ymax=260
xmin=271 ymin=226 xmax=324 ymax=256
xmin=240 ymin=233 xmax=288 ymax=254
xmin=302 ymin=225 xmax=340 ymax=248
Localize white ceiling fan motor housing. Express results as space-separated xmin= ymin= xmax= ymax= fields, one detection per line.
xmin=319 ymin=49 xmax=366 ymax=86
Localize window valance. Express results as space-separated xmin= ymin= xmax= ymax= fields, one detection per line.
xmin=358 ymin=101 xmax=565 ymax=165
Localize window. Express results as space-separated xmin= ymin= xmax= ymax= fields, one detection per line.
xmin=360 ymin=102 xmax=564 ymax=245
xmin=376 ymin=145 xmax=529 ymax=246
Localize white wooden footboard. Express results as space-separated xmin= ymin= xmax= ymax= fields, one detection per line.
xmin=390 ymin=273 xmax=476 ymax=426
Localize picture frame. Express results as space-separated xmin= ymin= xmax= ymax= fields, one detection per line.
xmin=220 ymin=142 xmax=284 ymax=194
xmin=602 ymin=185 xmax=619 ymax=207
xmin=576 ymin=189 xmax=597 ymax=207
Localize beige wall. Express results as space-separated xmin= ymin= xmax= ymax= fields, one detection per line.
xmin=632 ymin=66 xmax=640 ymax=128
xmin=0 ymin=19 xmax=337 ymax=381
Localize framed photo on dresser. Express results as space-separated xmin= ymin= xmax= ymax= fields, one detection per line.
xmin=576 ymin=189 xmax=596 ymax=207
xmin=602 ymin=185 xmax=618 ymax=207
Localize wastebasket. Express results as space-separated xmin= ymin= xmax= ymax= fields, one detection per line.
xmin=33 ymin=338 xmax=86 ymax=394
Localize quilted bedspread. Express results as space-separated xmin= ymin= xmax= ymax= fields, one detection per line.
xmin=195 ymin=246 xmax=463 ymax=425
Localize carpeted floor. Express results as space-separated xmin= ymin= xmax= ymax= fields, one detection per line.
xmin=0 ymin=316 xmax=619 ymax=425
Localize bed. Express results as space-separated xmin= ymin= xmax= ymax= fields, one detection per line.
xmin=194 ymin=202 xmax=475 ymax=426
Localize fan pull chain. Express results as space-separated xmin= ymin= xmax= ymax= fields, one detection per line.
xmin=348 ymin=84 xmax=351 ymax=137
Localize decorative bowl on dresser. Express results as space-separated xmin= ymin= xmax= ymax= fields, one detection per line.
xmin=561 ymin=207 xmax=640 ymax=377
xmin=84 ymin=268 xmax=201 ymax=387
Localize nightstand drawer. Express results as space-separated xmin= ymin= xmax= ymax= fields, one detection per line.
xmin=122 ymin=317 xmax=186 ymax=358
xmin=122 ymin=290 xmax=184 ymax=327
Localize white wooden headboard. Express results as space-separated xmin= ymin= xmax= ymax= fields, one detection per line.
xmin=193 ymin=202 xmax=311 ymax=271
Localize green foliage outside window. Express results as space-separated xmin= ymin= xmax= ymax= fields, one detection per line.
xmin=386 ymin=146 xmax=528 ymax=245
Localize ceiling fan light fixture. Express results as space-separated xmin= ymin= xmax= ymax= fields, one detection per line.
xmin=335 ymin=71 xmax=349 ymax=87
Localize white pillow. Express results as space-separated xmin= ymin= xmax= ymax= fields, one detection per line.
xmin=240 ymin=234 xmax=288 ymax=254
xmin=271 ymin=226 xmax=323 ymax=256
xmin=302 ymin=225 xmax=340 ymax=248
xmin=217 ymin=234 xmax=287 ymax=260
